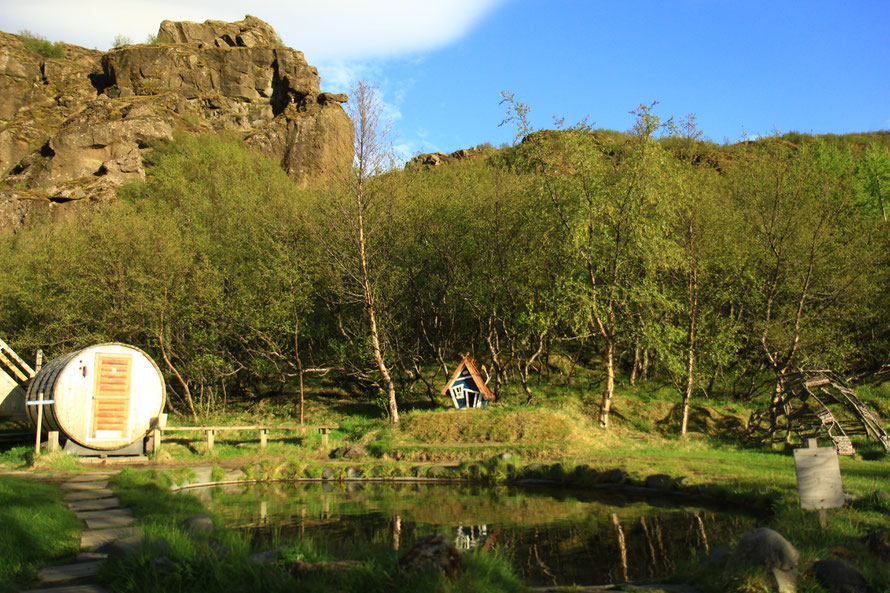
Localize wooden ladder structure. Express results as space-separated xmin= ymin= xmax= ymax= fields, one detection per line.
xmin=748 ymin=369 xmax=890 ymax=456
xmin=789 ymin=370 xmax=889 ymax=455
xmin=0 ymin=337 xmax=36 ymax=384
xmin=810 ymin=396 xmax=855 ymax=455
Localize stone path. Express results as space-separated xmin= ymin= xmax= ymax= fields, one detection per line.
xmin=19 ymin=472 xmax=137 ymax=593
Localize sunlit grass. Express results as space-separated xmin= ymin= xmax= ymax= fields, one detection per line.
xmin=0 ymin=476 xmax=81 ymax=592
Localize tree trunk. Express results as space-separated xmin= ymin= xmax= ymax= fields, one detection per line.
xmin=485 ymin=317 xmax=504 ymax=399
xmin=368 ymin=293 xmax=398 ymax=423
xmin=355 ymin=177 xmax=399 ymax=423
xmin=681 ymin=245 xmax=698 ymax=437
xmin=641 ymin=347 xmax=650 ymax=380
xmin=521 ymin=332 xmax=546 ymax=406
xmin=681 ymin=359 xmax=693 ymax=437
xmin=767 ymin=377 xmax=785 ymax=443
xmin=630 ymin=345 xmax=640 ymax=387
xmin=293 ymin=308 xmax=305 ymax=425
xmin=600 ymin=339 xmax=615 ymax=428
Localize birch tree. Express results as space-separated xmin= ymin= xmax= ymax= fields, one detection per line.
xmin=313 ymin=80 xmax=401 ymax=422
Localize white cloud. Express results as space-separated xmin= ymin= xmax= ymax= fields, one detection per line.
xmin=0 ymin=0 xmax=508 ymax=57
xmin=314 ymin=59 xmax=382 ymax=93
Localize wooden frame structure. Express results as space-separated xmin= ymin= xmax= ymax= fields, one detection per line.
xmin=441 ymin=355 xmax=495 ymax=409
xmin=747 ymin=369 xmax=890 ymax=455
xmin=153 ymin=424 xmax=338 ymax=452
xmin=0 ymin=337 xmax=35 ymax=384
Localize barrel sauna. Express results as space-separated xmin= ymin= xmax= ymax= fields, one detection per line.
xmin=26 ymin=343 xmax=165 ymax=451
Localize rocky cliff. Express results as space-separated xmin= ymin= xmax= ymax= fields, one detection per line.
xmin=0 ymin=16 xmax=353 ymax=232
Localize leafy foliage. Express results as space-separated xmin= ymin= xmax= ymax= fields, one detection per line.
xmin=112 ymin=33 xmax=133 ymax=48
xmin=1 ymin=113 xmax=887 ymax=433
xmin=18 ymin=29 xmax=65 ymax=58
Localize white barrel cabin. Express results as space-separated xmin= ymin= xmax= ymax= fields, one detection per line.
xmin=26 ymin=343 xmax=165 ymax=452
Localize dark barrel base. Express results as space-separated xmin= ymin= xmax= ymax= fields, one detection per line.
xmin=63 ymin=439 xmax=145 ymax=456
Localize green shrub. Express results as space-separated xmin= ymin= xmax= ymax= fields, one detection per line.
xmin=112 ymin=33 xmax=132 ymax=48
xmin=19 ymin=30 xmax=65 ymax=58
xmin=210 ymin=465 xmax=226 ymax=482
xmin=0 ymin=445 xmax=32 ymax=469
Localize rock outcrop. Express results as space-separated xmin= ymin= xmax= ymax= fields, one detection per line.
xmin=724 ymin=528 xmax=800 ymax=593
xmin=809 ymin=559 xmax=868 ymax=593
xmin=155 ymin=15 xmax=281 ymax=48
xmin=0 ymin=16 xmax=352 ymax=232
xmin=398 ymin=534 xmax=463 ymax=579
xmin=407 ymin=146 xmax=492 ymax=168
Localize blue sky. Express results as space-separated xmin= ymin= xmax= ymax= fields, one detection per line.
xmin=4 ymin=0 xmax=888 ymax=159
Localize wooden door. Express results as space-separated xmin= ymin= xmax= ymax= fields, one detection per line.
xmin=90 ymin=353 xmax=132 ymax=439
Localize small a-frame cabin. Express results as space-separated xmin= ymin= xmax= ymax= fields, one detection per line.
xmin=442 ymin=355 xmax=495 ymax=409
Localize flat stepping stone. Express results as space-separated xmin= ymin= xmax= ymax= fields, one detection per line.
xmin=81 ymin=526 xmax=140 ymax=550
xmin=20 ymin=586 xmax=110 ymax=593
xmin=76 ymin=508 xmax=132 ymax=520
xmin=66 ymin=473 xmax=115 ymax=483
xmin=76 ymin=552 xmax=108 ymax=562
xmin=38 ymin=561 xmax=101 ymax=583
xmin=64 ymin=489 xmax=114 ymax=502
xmin=67 ymin=497 xmax=121 ymax=512
xmin=61 ymin=481 xmax=108 ymax=491
xmin=77 ymin=509 xmax=136 ymax=529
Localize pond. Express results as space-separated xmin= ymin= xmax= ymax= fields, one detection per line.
xmin=188 ymin=481 xmax=755 ymax=586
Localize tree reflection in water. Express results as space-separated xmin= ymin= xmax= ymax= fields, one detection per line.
xmin=194 ymin=482 xmax=755 ymax=586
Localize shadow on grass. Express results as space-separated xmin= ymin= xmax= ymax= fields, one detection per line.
xmin=654 ymin=403 xmax=748 ymax=444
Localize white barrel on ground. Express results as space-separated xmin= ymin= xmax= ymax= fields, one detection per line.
xmin=25 ymin=343 xmax=165 ymax=451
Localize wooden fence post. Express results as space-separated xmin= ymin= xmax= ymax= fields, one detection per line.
xmin=34 ymin=390 xmax=44 ymax=456
xmin=47 ymin=431 xmax=59 ymax=453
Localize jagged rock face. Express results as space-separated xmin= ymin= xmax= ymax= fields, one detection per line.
xmin=156 ymin=15 xmax=280 ymax=48
xmin=0 ymin=33 xmax=104 ymax=180
xmin=0 ymin=16 xmax=352 ymax=233
xmin=407 ymin=147 xmax=490 ymax=168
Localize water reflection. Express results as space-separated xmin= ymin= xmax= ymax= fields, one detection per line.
xmin=189 ymin=482 xmax=753 ymax=586
xmin=455 ymin=524 xmax=488 ymax=551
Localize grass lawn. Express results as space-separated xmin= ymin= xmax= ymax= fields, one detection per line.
xmin=0 ymin=475 xmax=81 ymax=593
